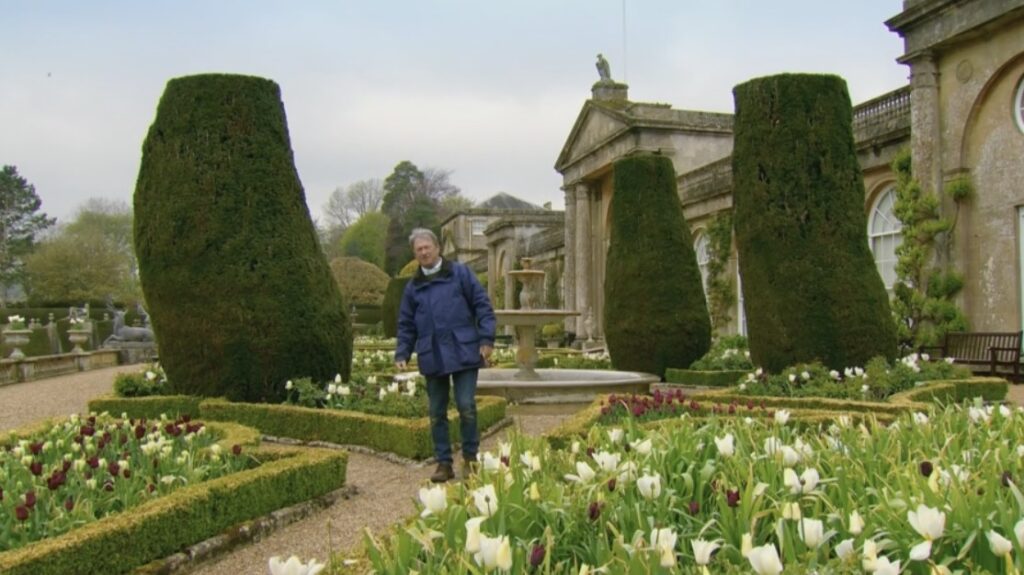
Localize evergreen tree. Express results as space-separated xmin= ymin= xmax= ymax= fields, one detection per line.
xmin=0 ymin=165 xmax=55 ymax=305
xmin=134 ymin=73 xmax=351 ymax=402
xmin=604 ymin=154 xmax=711 ymax=377
xmin=339 ymin=211 xmax=389 ymax=270
xmin=732 ymin=74 xmax=896 ymax=372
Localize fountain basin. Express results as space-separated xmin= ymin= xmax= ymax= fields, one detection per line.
xmin=477 ymin=368 xmax=658 ymax=404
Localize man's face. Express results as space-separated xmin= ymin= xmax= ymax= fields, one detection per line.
xmin=413 ymin=237 xmax=440 ymax=269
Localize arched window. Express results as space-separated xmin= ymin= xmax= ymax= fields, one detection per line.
xmin=868 ymin=187 xmax=902 ymax=292
xmin=694 ymin=232 xmax=710 ymax=298
xmin=1015 ymin=75 xmax=1024 ymax=134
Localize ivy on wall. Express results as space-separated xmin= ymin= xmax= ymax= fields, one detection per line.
xmin=704 ymin=211 xmax=736 ymax=334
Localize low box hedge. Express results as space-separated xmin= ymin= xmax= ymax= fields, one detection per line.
xmin=89 ymin=395 xmax=508 ymax=460
xmin=545 ymin=376 xmax=1008 ymax=447
xmin=0 ymin=422 xmax=346 ymax=575
xmin=663 ymin=369 xmax=747 ymax=387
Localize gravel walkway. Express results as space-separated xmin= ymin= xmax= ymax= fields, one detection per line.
xmin=0 ymin=368 xmax=583 ymax=575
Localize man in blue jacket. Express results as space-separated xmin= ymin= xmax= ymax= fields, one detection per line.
xmin=395 ymin=228 xmax=496 ymax=482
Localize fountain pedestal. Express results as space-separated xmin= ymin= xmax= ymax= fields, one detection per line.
xmin=495 ymin=310 xmax=579 ymax=380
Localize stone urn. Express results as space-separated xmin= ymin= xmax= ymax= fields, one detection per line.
xmin=67 ymin=328 xmax=92 ymax=354
xmin=3 ymin=329 xmax=32 ymax=360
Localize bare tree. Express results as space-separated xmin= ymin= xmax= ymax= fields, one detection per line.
xmin=323 ymin=178 xmax=384 ymax=230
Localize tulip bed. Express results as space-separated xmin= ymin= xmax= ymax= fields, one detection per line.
xmin=358 ymin=399 xmax=1024 ymax=574
xmin=89 ymin=395 xmax=508 ymax=460
xmin=0 ymin=416 xmax=348 ymax=575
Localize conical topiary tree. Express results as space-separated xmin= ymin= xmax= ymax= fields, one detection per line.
xmin=731 ymin=73 xmax=897 ymax=373
xmin=134 ymin=73 xmax=351 ymax=402
xmin=604 ymin=154 xmax=711 ymax=377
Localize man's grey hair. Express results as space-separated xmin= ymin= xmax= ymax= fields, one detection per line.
xmin=408 ymin=228 xmax=439 ymax=248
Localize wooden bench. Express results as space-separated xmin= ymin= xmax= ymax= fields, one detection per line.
xmin=920 ymin=331 xmax=1022 ymax=382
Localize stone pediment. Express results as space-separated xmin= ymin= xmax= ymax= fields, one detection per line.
xmin=555 ymin=102 xmax=631 ymax=173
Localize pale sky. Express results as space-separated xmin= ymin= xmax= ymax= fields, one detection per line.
xmin=3 ymin=1 xmax=910 ymax=225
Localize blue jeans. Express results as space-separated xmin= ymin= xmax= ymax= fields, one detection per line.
xmin=426 ymin=368 xmax=479 ymax=464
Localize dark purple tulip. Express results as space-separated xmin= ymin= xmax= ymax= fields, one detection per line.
xmin=232 ymin=444 xmax=242 ymax=456
xmin=688 ymin=501 xmax=700 ymax=515
xmin=107 ymin=461 xmax=120 ymax=477
xmin=103 ymin=480 xmax=114 ymax=492
xmin=62 ymin=460 xmax=72 ymax=473
xmin=64 ymin=497 xmax=75 ymax=512
xmin=29 ymin=461 xmax=42 ymax=476
xmin=588 ymin=501 xmax=602 ymax=521
xmin=123 ymin=469 xmax=132 ymax=479
xmin=607 ymin=478 xmax=617 ymax=492
xmin=1002 ymin=471 xmax=1013 ymax=487
xmin=0 ymin=486 xmax=4 ymax=501
xmin=15 ymin=505 xmax=29 ymax=521
xmin=586 ymin=447 xmax=595 ymax=459
xmin=529 ymin=544 xmax=546 ymax=567
xmin=919 ymin=461 xmax=933 ymax=477
xmin=726 ymin=489 xmax=740 ymax=508
xmin=47 ymin=471 xmax=66 ymax=491
xmin=80 ymin=425 xmax=95 ymax=437
xmin=24 ymin=491 xmax=36 ymax=509
xmin=87 ymin=456 xmax=99 ymax=469
xmin=29 ymin=442 xmax=43 ymax=455
xmin=134 ymin=425 xmax=146 ymax=439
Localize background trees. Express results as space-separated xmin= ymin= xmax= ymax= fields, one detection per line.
xmin=24 ymin=199 xmax=140 ymax=304
xmin=0 ymin=165 xmax=55 ymax=305
xmin=338 ymin=211 xmax=389 ymax=270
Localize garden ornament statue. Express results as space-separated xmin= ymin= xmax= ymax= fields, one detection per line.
xmin=104 ymin=303 xmax=155 ymax=344
xmin=596 ymin=53 xmax=612 ymax=82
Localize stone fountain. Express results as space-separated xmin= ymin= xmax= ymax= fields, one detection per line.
xmin=481 ymin=258 xmax=657 ymax=402
xmin=493 ymin=258 xmax=578 ymax=380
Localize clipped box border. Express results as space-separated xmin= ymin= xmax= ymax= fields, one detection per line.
xmin=0 ymin=421 xmax=347 ymax=575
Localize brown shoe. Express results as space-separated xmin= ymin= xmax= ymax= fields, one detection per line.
xmin=430 ymin=463 xmax=454 ymax=483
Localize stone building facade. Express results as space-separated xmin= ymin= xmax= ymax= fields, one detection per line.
xmin=552 ymin=0 xmax=1024 ymax=343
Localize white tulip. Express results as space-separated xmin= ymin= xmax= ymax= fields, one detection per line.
xmin=464 ymin=517 xmax=486 ymax=553
xmin=339 ymin=385 xmax=350 ymax=396
xmin=327 ymin=384 xmax=337 ymax=394
xmin=630 ymin=438 xmax=652 ymax=455
xmin=800 ymin=370 xmax=810 ymax=380
xmin=775 ymin=410 xmax=791 ymax=425
xmin=835 ymin=538 xmax=855 ymax=560
xmin=285 ymin=380 xmax=293 ymax=390
xmin=788 ymin=373 xmax=797 ymax=383
xmin=481 ymin=452 xmax=502 ymax=472
xmin=849 ymin=510 xmax=864 ymax=535
xmin=781 ymin=502 xmax=802 ymax=520
xmin=418 ymin=485 xmax=447 ymax=517
xmin=565 ymin=461 xmax=596 ymax=484
xmin=714 ymin=433 xmax=735 ymax=457
xmin=529 ymin=482 xmax=541 ymax=501
xmin=741 ymin=533 xmax=753 ymax=557
xmin=779 ymin=446 xmax=800 ymax=467
xmin=267 ymin=555 xmax=326 ymax=575
xmin=1015 ymin=518 xmax=1024 ymax=548
xmin=637 ymin=473 xmax=662 ymax=499
xmin=570 ymin=441 xmax=580 ymax=454
xmin=800 ymin=518 xmax=825 ymax=549
xmin=593 ymin=450 xmax=621 ymax=472
xmin=862 ymin=538 xmax=878 ymax=571
xmin=909 ymin=540 xmax=932 ymax=561
xmin=873 ymin=556 xmax=901 ymax=575
xmin=764 ymin=436 xmax=782 ymax=455
xmin=691 ymin=538 xmax=720 ymax=566
xmin=335 ymin=373 xmax=342 ymax=383
xmin=608 ymin=428 xmax=624 ymax=444
xmin=472 ymin=484 xmax=499 ymax=517
xmin=650 ymin=527 xmax=678 ymax=567
xmin=988 ymin=529 xmax=1013 ymax=557
xmin=747 ymin=543 xmax=783 ymax=575
xmin=474 ymin=534 xmax=512 ymax=570
xmin=908 ymin=504 xmax=945 ymax=541
xmin=520 ymin=451 xmax=541 ymax=471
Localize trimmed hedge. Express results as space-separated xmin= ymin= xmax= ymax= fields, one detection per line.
xmin=381 ymin=276 xmax=411 ymax=338
xmin=0 ymin=422 xmax=345 ymax=575
xmin=134 ymin=73 xmax=351 ymax=403
xmin=546 ymin=377 xmax=1008 ymax=447
xmin=87 ymin=395 xmax=204 ymax=420
xmin=604 ymin=154 xmax=711 ymax=378
xmin=663 ymin=369 xmax=748 ymax=388
xmin=88 ymin=395 xmax=508 ymax=460
xmin=731 ymin=74 xmax=897 ymax=372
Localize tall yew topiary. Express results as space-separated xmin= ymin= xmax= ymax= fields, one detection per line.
xmin=732 ymin=74 xmax=896 ymax=373
xmin=134 ymin=74 xmax=351 ymax=403
xmin=604 ymin=154 xmax=711 ymax=377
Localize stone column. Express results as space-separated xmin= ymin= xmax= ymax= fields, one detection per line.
xmin=574 ymin=182 xmax=592 ymax=338
xmin=909 ymin=52 xmax=943 ymax=203
xmin=562 ymin=186 xmax=576 ymax=332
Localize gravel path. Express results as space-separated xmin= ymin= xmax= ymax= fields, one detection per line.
xmin=0 ymin=368 xmax=583 ymax=575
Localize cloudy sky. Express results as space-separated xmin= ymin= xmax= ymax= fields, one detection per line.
xmin=3 ymin=1 xmax=910 ymax=225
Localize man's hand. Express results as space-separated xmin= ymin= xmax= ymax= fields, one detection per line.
xmin=395 ymin=360 xmax=408 ymax=371
xmin=480 ymin=345 xmax=493 ymax=365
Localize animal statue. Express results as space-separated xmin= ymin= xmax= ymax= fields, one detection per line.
xmin=104 ymin=303 xmax=155 ymax=344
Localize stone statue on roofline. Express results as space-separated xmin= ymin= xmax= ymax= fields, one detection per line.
xmin=596 ymin=53 xmax=612 ymax=82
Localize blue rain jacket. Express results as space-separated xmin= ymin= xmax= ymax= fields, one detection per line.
xmin=395 ymin=259 xmax=496 ymax=377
